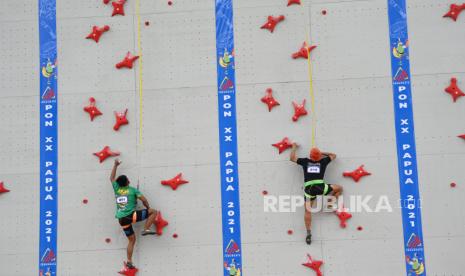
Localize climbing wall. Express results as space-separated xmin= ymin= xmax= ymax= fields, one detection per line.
xmin=0 ymin=0 xmax=464 ymax=275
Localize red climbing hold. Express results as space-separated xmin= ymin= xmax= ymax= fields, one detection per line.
xmin=94 ymin=146 xmax=120 ymax=163
xmin=458 ymin=134 xmax=465 ymax=140
xmin=105 ymin=238 xmax=111 ymax=243
xmin=83 ymin=97 xmax=103 ymax=121
xmin=116 ymin=52 xmax=139 ymax=69
xmin=443 ymin=3 xmax=465 ymax=21
xmin=292 ymin=42 xmax=317 ymax=59
xmin=155 ymin=211 xmax=169 ymax=235
xmin=113 ymin=109 xmax=129 ymax=131
xmin=272 ymin=137 xmax=293 ymax=154
xmin=168 ymin=1 xmax=173 ymax=5
xmin=287 ymin=0 xmax=301 ymax=6
xmin=335 ymin=208 xmax=352 ymax=228
xmin=0 ymin=182 xmax=10 ymax=194
xmin=343 ymin=165 xmax=371 ymax=182
xmin=260 ymin=15 xmax=285 ymax=33
xmin=161 ymin=173 xmax=189 ymax=190
xmin=450 ymin=182 xmax=457 ymax=188
xmin=292 ymin=100 xmax=308 ymax=122
xmin=261 ymin=88 xmax=280 ymax=112
xmin=103 ymin=0 xmax=111 ymax=4
xmin=444 ymin=78 xmax=465 ymax=102
xmin=112 ymin=0 xmax=126 ymax=16
xmin=302 ymin=254 xmax=323 ymax=276
xmin=262 ymin=190 xmax=268 ymax=196
xmin=287 ymin=229 xmax=293 ymax=235
xmin=173 ymin=233 xmax=178 ymax=238
xmin=86 ymin=25 xmax=110 ymax=43
xmin=82 ymin=198 xmax=89 ymax=204
xmin=118 ymin=262 xmax=138 ymax=276
xmin=357 ymin=226 xmax=363 ymax=231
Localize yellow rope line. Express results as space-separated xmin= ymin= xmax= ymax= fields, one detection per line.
xmin=305 ymin=33 xmax=316 ymax=148
xmin=136 ymin=0 xmax=143 ymax=146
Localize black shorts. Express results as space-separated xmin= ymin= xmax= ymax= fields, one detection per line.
xmin=304 ymin=183 xmax=333 ymax=201
xmin=118 ymin=209 xmax=148 ymax=237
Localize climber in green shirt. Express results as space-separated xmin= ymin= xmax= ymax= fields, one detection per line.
xmin=110 ymin=159 xmax=158 ymax=269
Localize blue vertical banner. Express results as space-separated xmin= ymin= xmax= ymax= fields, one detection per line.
xmin=387 ymin=1 xmax=426 ymax=275
xmin=39 ymin=0 xmax=58 ymax=275
xmin=215 ymin=0 xmax=243 ymax=275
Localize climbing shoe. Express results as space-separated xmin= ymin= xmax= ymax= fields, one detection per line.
xmin=306 ymin=233 xmax=312 ymax=245
xmin=141 ymin=229 xmax=156 ymax=236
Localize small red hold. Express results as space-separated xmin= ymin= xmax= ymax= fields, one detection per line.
xmin=292 ymin=100 xmax=308 ymax=122
xmin=114 ymin=109 xmax=129 ymax=131
xmin=145 ymin=21 xmax=150 ymax=26
xmin=459 ymin=134 xmax=465 ymax=140
xmin=112 ymin=0 xmax=126 ymax=16
xmin=450 ymin=182 xmax=457 ymax=188
xmin=93 ymin=146 xmax=120 ymax=163
xmin=272 ymin=137 xmax=293 ymax=154
xmin=172 ymin=233 xmax=178 ymax=238
xmin=82 ymin=198 xmax=89 ymax=204
xmin=118 ymin=262 xmax=138 ymax=276
xmin=116 ymin=52 xmax=139 ymax=69
xmin=322 ymin=10 xmax=327 ymax=15
xmin=357 ymin=226 xmax=363 ymax=231
xmin=302 ymin=254 xmax=323 ymax=276
xmin=444 ymin=78 xmax=465 ymax=102
xmin=260 ymin=15 xmax=285 ymax=33
xmin=443 ymin=3 xmax=465 ymax=21
xmin=168 ymin=1 xmax=173 ymax=5
xmin=103 ymin=0 xmax=111 ymax=4
xmin=335 ymin=208 xmax=352 ymax=228
xmin=262 ymin=190 xmax=268 ymax=196
xmin=343 ymin=165 xmax=371 ymax=182
xmin=161 ymin=173 xmax=189 ymax=190
xmin=292 ymin=42 xmax=317 ymax=59
xmin=287 ymin=0 xmax=301 ymax=6
xmin=83 ymin=97 xmax=103 ymax=121
xmin=287 ymin=229 xmax=293 ymax=235
xmin=261 ymin=88 xmax=280 ymax=112
xmin=105 ymin=238 xmax=111 ymax=243
xmin=155 ymin=211 xmax=169 ymax=235
xmin=86 ymin=25 xmax=110 ymax=43
xmin=0 ymin=182 xmax=10 ymax=194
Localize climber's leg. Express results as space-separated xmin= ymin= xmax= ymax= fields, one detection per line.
xmin=126 ymin=234 xmax=136 ymax=268
xmin=143 ymin=209 xmax=157 ymax=232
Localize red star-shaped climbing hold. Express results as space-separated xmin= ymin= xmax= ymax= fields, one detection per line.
xmin=116 ymin=52 xmax=139 ymax=69
xmin=261 ymin=88 xmax=280 ymax=112
xmin=458 ymin=134 xmax=465 ymax=140
xmin=83 ymin=97 xmax=103 ymax=121
xmin=292 ymin=42 xmax=317 ymax=59
xmin=343 ymin=165 xmax=371 ymax=182
xmin=0 ymin=182 xmax=10 ymax=194
xmin=272 ymin=137 xmax=293 ymax=154
xmin=444 ymin=77 xmax=465 ymax=102
xmin=335 ymin=207 xmax=352 ymax=228
xmin=292 ymin=99 xmax=308 ymax=122
xmin=114 ymin=109 xmax=129 ymax=131
xmin=260 ymin=15 xmax=285 ymax=33
xmin=112 ymin=0 xmax=126 ymax=16
xmin=155 ymin=211 xmax=169 ymax=235
xmin=161 ymin=173 xmax=189 ymax=190
xmin=85 ymin=25 xmax=110 ymax=43
xmin=443 ymin=3 xmax=465 ymax=21
xmin=93 ymin=146 xmax=120 ymax=163
xmin=302 ymin=254 xmax=323 ymax=276
xmin=287 ymin=0 xmax=301 ymax=6
xmin=118 ymin=262 xmax=138 ymax=276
